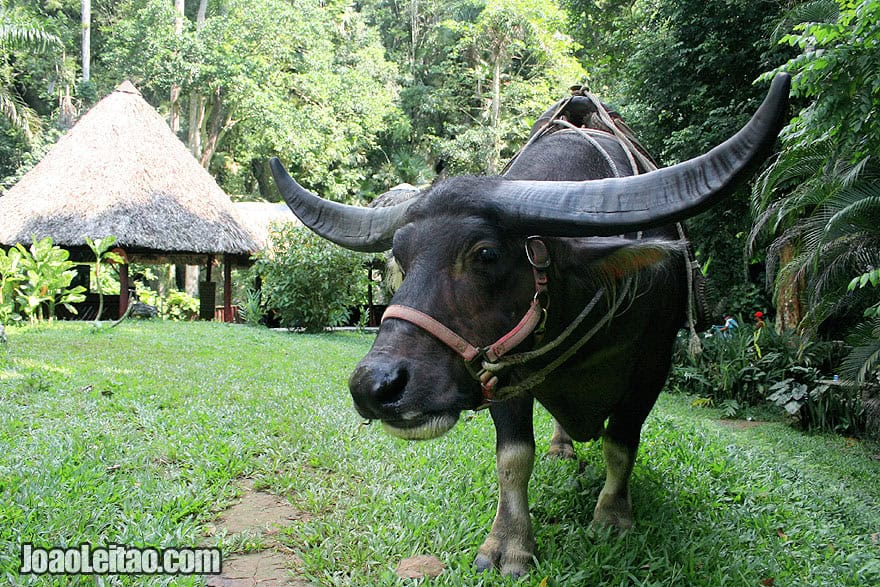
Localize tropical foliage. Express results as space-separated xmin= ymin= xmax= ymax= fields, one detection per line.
xmin=668 ymin=325 xmax=860 ymax=434
xmin=98 ymin=0 xmax=403 ymax=202
xmin=0 ymin=1 xmax=61 ymax=140
xmin=0 ymin=236 xmax=85 ymax=324
xmin=430 ymin=0 xmax=586 ymax=174
xmin=750 ymin=0 xmax=880 ymax=384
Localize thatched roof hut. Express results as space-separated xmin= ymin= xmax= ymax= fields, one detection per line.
xmin=0 ymin=81 xmax=259 ymax=321
xmin=0 ymin=80 xmax=257 ymax=264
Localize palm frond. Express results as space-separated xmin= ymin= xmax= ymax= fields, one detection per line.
xmin=841 ymin=317 xmax=880 ymax=383
xmin=748 ymin=197 xmax=790 ymax=255
xmin=0 ymin=90 xmax=39 ymax=139
xmin=823 ymin=185 xmax=880 ymax=240
xmin=831 ymin=156 xmax=869 ymax=189
xmin=752 ymin=143 xmax=831 ymax=212
xmin=0 ymin=22 xmax=60 ymax=52
xmin=810 ymin=237 xmax=880 ymax=304
xmin=771 ymin=0 xmax=840 ymax=44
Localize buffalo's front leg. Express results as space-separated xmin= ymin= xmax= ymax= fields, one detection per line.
xmin=475 ymin=394 xmax=535 ymax=577
xmin=593 ymin=359 xmax=669 ymax=529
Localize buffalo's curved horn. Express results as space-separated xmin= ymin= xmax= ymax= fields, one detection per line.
xmin=489 ymin=73 xmax=791 ymax=236
xmin=269 ymin=158 xmax=414 ymax=252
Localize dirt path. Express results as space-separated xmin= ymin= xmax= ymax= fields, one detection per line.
xmin=205 ymin=480 xmax=313 ymax=586
xmin=204 ymin=479 xmax=445 ymax=584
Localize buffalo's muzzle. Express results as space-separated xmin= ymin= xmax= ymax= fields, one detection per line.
xmin=348 ymin=359 xmax=409 ymax=420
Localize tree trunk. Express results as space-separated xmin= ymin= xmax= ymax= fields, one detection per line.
xmin=174 ymin=0 xmax=185 ymax=32
xmin=170 ymin=85 xmax=182 ymax=133
xmin=488 ymin=54 xmax=502 ymax=174
xmin=408 ymin=0 xmax=419 ymax=78
xmin=169 ymin=0 xmax=185 ymax=134
xmin=199 ymin=87 xmax=233 ymax=168
xmin=81 ymin=0 xmax=91 ymax=83
xmin=252 ymin=158 xmax=280 ymax=200
xmin=776 ymin=242 xmax=803 ymax=332
xmin=187 ymin=95 xmax=204 ymax=157
xmin=187 ymin=0 xmax=208 ymax=157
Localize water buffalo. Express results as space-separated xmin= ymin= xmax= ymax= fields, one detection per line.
xmin=270 ymin=74 xmax=790 ymax=575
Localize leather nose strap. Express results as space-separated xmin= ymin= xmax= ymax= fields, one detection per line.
xmin=381 ymin=305 xmax=482 ymax=362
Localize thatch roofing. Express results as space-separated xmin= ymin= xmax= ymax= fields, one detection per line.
xmin=234 ymin=201 xmax=300 ymax=249
xmin=0 ymin=81 xmax=258 ymax=264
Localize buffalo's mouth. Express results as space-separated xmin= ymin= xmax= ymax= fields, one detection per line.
xmin=348 ymin=354 xmax=479 ymax=440
xmin=380 ymin=413 xmax=460 ymax=440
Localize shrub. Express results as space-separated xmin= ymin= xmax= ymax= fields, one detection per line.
xmin=667 ymin=323 xmax=863 ymax=433
xmin=670 ymin=324 xmax=838 ymax=401
xmin=238 ymin=288 xmax=264 ymax=326
xmin=0 ymin=248 xmax=25 ymax=324
xmin=767 ymin=370 xmax=864 ymax=435
xmin=163 ymin=290 xmax=199 ymax=321
xmin=253 ymin=224 xmax=370 ymax=332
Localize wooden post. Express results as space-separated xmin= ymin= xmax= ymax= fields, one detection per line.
xmin=223 ymin=256 xmax=233 ymax=323
xmin=118 ymin=262 xmax=130 ymax=319
xmin=198 ymin=255 xmax=216 ymax=321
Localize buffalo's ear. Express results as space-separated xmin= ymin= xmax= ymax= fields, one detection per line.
xmin=554 ymin=237 xmax=685 ymax=281
xmin=592 ymin=240 xmax=685 ymax=280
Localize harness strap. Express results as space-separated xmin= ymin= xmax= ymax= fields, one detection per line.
xmin=487 ymin=279 xmax=631 ymax=401
xmin=381 ymin=298 xmax=547 ymax=366
xmin=381 ymin=305 xmax=482 ymax=362
xmin=483 ymin=286 xmax=606 ymax=371
xmin=549 ymin=119 xmax=621 ymax=177
xmin=485 ymin=299 xmax=545 ymax=362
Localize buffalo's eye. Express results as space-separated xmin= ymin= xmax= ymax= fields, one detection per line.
xmin=475 ymin=246 xmax=502 ymax=265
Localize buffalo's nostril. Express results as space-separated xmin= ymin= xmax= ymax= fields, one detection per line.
xmin=349 ymin=362 xmax=409 ymax=418
xmin=373 ymin=365 xmax=408 ymax=404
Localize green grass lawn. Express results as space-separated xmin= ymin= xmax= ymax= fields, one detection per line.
xmin=1 ymin=321 xmax=878 ymax=586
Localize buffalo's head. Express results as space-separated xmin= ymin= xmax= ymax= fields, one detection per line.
xmin=270 ymin=74 xmax=791 ymax=440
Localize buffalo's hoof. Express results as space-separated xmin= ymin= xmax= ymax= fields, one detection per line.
xmin=592 ymin=492 xmax=633 ymax=530
xmin=474 ymin=539 xmax=533 ymax=578
xmin=547 ymin=442 xmax=576 ymax=460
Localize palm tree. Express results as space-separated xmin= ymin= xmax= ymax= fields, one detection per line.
xmin=0 ymin=4 xmax=60 ymax=139
xmin=751 ymin=149 xmax=880 ymax=331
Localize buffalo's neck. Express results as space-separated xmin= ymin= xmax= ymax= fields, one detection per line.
xmin=528 ymin=245 xmax=685 ymax=441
